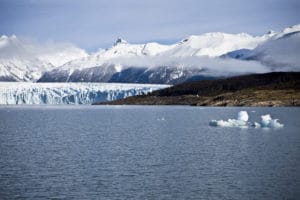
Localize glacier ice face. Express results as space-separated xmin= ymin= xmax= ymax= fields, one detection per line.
xmin=0 ymin=82 xmax=169 ymax=105
xmin=209 ymin=111 xmax=284 ymax=129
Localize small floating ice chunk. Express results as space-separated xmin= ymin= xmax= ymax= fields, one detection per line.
xmin=259 ymin=114 xmax=284 ymax=128
xmin=157 ymin=117 xmax=165 ymax=121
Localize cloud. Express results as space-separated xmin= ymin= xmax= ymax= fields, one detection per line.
xmin=253 ymin=32 xmax=300 ymax=71
xmin=105 ymin=55 xmax=270 ymax=76
xmin=1 ymin=0 xmax=299 ymax=49
xmin=0 ymin=35 xmax=88 ymax=66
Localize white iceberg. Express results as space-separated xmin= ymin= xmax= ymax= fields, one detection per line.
xmin=254 ymin=114 xmax=284 ymax=128
xmin=209 ymin=111 xmax=249 ymax=128
xmin=209 ymin=119 xmax=248 ymax=128
xmin=209 ymin=111 xmax=284 ymax=129
xmin=237 ymin=111 xmax=249 ymax=121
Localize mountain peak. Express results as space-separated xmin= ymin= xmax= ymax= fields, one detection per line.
xmin=114 ymin=38 xmax=128 ymax=46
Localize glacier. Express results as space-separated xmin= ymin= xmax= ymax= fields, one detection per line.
xmin=0 ymin=82 xmax=169 ymax=105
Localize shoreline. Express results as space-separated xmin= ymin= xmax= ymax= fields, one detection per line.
xmin=93 ymin=90 xmax=300 ymax=107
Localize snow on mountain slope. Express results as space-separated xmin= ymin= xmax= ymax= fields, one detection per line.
xmin=272 ymin=24 xmax=300 ymax=39
xmin=249 ymin=31 xmax=300 ymax=70
xmin=40 ymin=29 xmax=275 ymax=83
xmin=142 ymin=42 xmax=173 ymax=56
xmin=60 ymin=32 xmax=269 ymax=71
xmin=0 ymin=82 xmax=169 ymax=104
xmin=0 ymin=58 xmax=54 ymax=81
xmin=162 ymin=32 xmax=270 ymax=57
xmin=59 ymin=38 xmax=172 ymax=72
xmin=223 ymin=25 xmax=300 ymax=71
xmin=0 ymin=35 xmax=88 ymax=81
xmin=4 ymin=24 xmax=300 ymax=84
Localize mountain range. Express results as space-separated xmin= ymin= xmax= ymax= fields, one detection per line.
xmin=1 ymin=24 xmax=300 ymax=84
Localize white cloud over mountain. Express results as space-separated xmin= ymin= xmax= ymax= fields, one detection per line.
xmin=0 ymin=24 xmax=300 ymax=83
xmin=0 ymin=35 xmax=87 ymax=81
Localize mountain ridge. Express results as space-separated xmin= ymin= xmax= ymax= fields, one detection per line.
xmin=1 ymin=24 xmax=300 ymax=83
xmin=37 ymin=24 xmax=300 ymax=84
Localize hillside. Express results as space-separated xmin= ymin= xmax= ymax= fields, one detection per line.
xmin=94 ymin=72 xmax=300 ymax=106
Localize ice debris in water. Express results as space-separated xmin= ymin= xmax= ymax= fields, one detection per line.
xmin=209 ymin=111 xmax=283 ymax=128
xmin=253 ymin=114 xmax=284 ymax=128
xmin=157 ymin=117 xmax=166 ymax=121
xmin=237 ymin=111 xmax=249 ymax=121
xmin=209 ymin=111 xmax=248 ymax=128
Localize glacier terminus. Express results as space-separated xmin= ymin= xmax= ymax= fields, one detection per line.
xmin=0 ymin=82 xmax=169 ymax=105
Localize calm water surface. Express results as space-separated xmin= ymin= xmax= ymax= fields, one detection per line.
xmin=0 ymin=106 xmax=299 ymax=200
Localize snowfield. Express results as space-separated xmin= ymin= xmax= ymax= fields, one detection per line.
xmin=0 ymin=82 xmax=169 ymax=105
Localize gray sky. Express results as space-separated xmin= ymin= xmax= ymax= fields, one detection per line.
xmin=0 ymin=0 xmax=299 ymax=51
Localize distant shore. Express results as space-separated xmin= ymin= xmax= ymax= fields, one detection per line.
xmin=94 ymin=72 xmax=300 ymax=107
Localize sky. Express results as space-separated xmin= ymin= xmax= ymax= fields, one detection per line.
xmin=0 ymin=0 xmax=299 ymax=51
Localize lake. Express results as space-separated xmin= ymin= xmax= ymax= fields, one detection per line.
xmin=0 ymin=106 xmax=299 ymax=200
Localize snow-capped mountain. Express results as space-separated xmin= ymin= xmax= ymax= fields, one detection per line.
xmin=2 ymin=24 xmax=300 ymax=84
xmin=0 ymin=82 xmax=168 ymax=104
xmin=224 ymin=25 xmax=300 ymax=70
xmin=247 ymin=31 xmax=300 ymax=70
xmin=161 ymin=32 xmax=271 ymax=57
xmin=39 ymin=29 xmax=278 ymax=84
xmin=0 ymin=35 xmax=88 ymax=81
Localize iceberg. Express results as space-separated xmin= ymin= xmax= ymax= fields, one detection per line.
xmin=209 ymin=119 xmax=248 ymax=128
xmin=209 ymin=111 xmax=284 ymax=129
xmin=254 ymin=114 xmax=284 ymax=128
xmin=209 ymin=111 xmax=249 ymax=128
xmin=237 ymin=110 xmax=249 ymax=121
